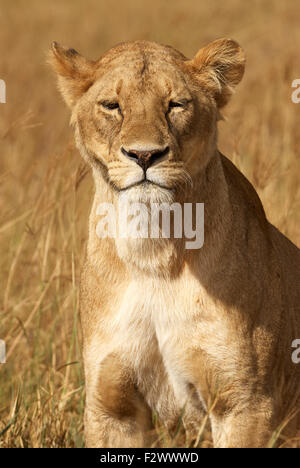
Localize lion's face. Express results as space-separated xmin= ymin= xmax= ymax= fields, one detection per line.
xmin=51 ymin=40 xmax=245 ymax=201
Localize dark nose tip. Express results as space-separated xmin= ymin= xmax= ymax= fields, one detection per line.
xmin=121 ymin=146 xmax=169 ymax=171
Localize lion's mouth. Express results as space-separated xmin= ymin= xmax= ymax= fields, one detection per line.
xmin=119 ymin=179 xmax=173 ymax=192
xmin=92 ymin=155 xmax=173 ymax=193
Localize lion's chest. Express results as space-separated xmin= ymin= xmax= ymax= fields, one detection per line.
xmin=110 ymin=276 xmax=228 ymax=418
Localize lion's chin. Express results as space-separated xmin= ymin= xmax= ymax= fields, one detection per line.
xmin=119 ymin=181 xmax=175 ymax=204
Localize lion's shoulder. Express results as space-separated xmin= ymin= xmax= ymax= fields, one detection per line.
xmin=220 ymin=153 xmax=268 ymax=230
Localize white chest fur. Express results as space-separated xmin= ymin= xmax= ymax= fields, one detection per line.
xmin=102 ymin=275 xmax=203 ymax=409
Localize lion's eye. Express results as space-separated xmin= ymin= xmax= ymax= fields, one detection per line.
xmin=168 ymin=100 xmax=187 ymax=112
xmin=169 ymin=101 xmax=183 ymax=109
xmin=100 ymin=101 xmax=120 ymax=111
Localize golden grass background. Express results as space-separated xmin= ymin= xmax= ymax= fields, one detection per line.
xmin=0 ymin=0 xmax=299 ymax=447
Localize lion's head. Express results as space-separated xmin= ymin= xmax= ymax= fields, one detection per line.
xmin=50 ymin=39 xmax=245 ymax=202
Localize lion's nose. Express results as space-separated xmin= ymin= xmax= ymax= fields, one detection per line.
xmin=121 ymin=146 xmax=169 ymax=171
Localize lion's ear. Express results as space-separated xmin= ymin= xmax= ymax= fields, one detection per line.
xmin=187 ymin=38 xmax=245 ymax=108
xmin=49 ymin=42 xmax=97 ymax=108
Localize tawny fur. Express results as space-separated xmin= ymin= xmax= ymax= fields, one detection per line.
xmin=50 ymin=39 xmax=300 ymax=448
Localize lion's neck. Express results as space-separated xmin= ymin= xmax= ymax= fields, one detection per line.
xmin=88 ymin=151 xmax=233 ymax=277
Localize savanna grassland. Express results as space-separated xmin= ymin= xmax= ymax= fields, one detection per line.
xmin=0 ymin=0 xmax=299 ymax=448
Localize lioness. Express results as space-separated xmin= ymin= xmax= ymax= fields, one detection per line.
xmin=50 ymin=38 xmax=300 ymax=448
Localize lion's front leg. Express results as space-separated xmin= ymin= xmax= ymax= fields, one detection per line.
xmin=84 ymin=351 xmax=153 ymax=448
xmin=210 ymin=399 xmax=276 ymax=448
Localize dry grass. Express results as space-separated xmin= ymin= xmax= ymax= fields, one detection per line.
xmin=0 ymin=0 xmax=299 ymax=448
